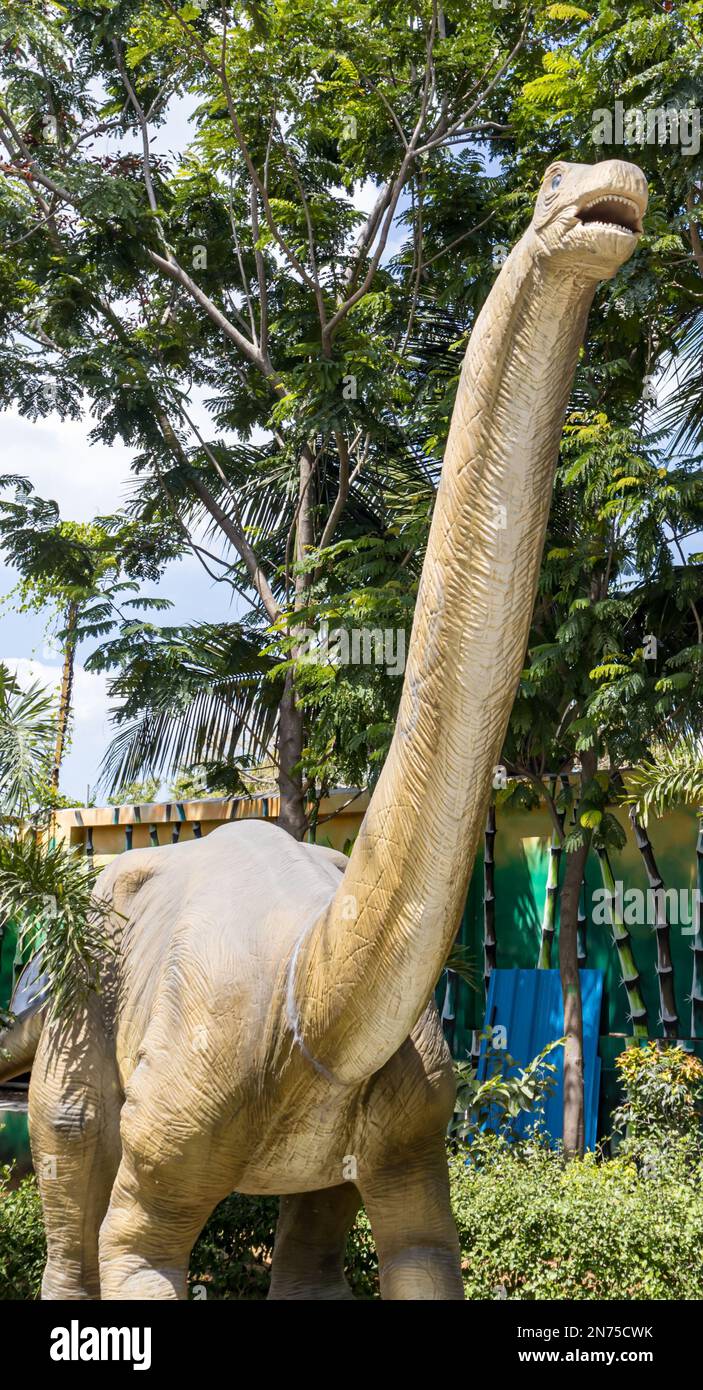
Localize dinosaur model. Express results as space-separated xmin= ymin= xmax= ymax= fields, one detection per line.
xmin=0 ymin=159 xmax=647 ymax=1300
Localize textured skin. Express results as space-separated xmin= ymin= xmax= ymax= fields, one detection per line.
xmin=0 ymin=161 xmax=646 ymax=1301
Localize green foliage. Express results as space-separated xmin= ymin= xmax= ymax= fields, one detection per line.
xmin=613 ymin=1041 xmax=703 ymax=1170
xmin=451 ymin=1033 xmax=563 ymax=1142
xmin=0 ymin=0 xmax=702 ymax=826
xmin=0 ymin=663 xmax=55 ymax=818
xmin=506 ymin=411 xmax=703 ymax=792
xmin=625 ymin=736 xmax=703 ymax=822
xmin=0 ymin=1165 xmax=45 ymax=1301
xmin=188 ymin=1192 xmax=278 ymax=1301
xmin=0 ymin=833 xmax=115 ymax=1019
xmin=6 ymin=1136 xmax=703 ymax=1300
xmin=107 ymin=777 xmax=160 ymax=806
xmin=450 ymin=1136 xmax=703 ymax=1301
xmin=91 ymin=620 xmax=281 ymax=795
xmin=0 ymin=0 xmax=528 ymax=800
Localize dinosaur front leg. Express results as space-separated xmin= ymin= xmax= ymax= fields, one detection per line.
xmin=29 ymin=1009 xmax=122 ymax=1300
xmin=268 ymin=1183 xmax=361 ymax=1300
xmin=358 ymin=1134 xmax=464 ymax=1300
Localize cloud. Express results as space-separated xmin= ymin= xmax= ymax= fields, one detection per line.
xmin=3 ymin=656 xmax=111 ymax=803
xmin=2 ymin=408 xmax=134 ymax=520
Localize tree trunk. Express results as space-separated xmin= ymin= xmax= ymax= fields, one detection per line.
xmin=51 ymin=600 xmax=79 ymax=791
xmin=576 ymin=880 xmax=588 ymax=968
xmin=560 ymin=837 xmax=590 ymax=1159
xmin=277 ymin=445 xmax=317 ymax=841
xmin=629 ymin=809 xmax=678 ymax=1039
xmin=277 ymin=669 xmax=307 ymax=840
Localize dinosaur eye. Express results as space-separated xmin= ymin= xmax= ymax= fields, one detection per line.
xmin=551 ymin=173 xmax=563 ymax=190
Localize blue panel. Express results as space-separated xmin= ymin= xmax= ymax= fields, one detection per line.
xmin=477 ymin=968 xmax=603 ymax=1151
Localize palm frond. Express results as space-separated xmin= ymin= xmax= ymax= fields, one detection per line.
xmin=0 ymin=663 xmax=55 ymax=817
xmin=95 ymin=622 xmax=281 ymax=793
xmin=625 ymin=735 xmax=703 ymax=822
xmin=0 ymin=832 xmax=115 ymax=1018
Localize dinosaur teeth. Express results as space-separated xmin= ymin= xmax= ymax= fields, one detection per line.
xmin=577 ymin=194 xmax=641 ymax=233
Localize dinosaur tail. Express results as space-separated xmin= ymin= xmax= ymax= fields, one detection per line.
xmin=0 ymin=1009 xmax=43 ymax=1084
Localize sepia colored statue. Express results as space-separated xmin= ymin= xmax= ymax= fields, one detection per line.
xmin=0 ymin=160 xmax=647 ymax=1300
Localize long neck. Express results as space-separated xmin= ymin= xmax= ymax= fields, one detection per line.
xmin=289 ymin=238 xmax=596 ymax=1085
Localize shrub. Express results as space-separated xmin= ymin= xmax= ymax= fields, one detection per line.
xmin=0 ymin=1164 xmax=45 ymax=1299
xmin=612 ymin=1041 xmax=703 ymax=1171
xmin=188 ymin=1193 xmax=278 ymax=1300
xmin=451 ymin=1136 xmax=703 ymax=1300
xmin=5 ymin=1138 xmax=703 ymax=1300
xmin=452 ymin=1033 xmax=562 ymax=1141
xmin=189 ymin=1192 xmax=380 ymax=1300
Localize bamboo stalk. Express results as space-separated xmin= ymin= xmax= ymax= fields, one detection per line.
xmin=483 ymin=802 xmax=497 ymax=994
xmin=538 ymin=776 xmax=566 ymax=969
xmin=692 ymin=816 xmax=703 ymax=1039
xmin=629 ymin=809 xmax=678 ymax=1039
xmin=597 ymin=846 xmax=649 ymax=1038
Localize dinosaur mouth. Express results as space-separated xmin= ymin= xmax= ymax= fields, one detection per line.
xmin=575 ymin=195 xmax=642 ymax=235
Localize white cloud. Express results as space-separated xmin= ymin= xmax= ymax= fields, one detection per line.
xmin=1 ymin=408 xmax=134 ymax=520
xmin=3 ymin=656 xmax=111 ymax=803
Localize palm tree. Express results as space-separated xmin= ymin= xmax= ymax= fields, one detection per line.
xmin=0 ymin=482 xmax=170 ymax=796
xmin=0 ymin=664 xmax=55 ymax=820
xmin=0 ymin=662 xmax=114 ymax=1021
xmin=92 ymin=621 xmax=281 ymax=797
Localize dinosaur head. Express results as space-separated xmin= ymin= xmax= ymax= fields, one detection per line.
xmin=528 ymin=159 xmax=648 ymax=280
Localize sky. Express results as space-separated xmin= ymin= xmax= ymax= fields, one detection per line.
xmin=0 ymin=406 xmax=239 ymax=803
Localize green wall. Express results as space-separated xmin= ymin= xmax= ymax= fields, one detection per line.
xmin=0 ymin=919 xmax=31 ymax=1170
xmin=441 ymin=801 xmax=703 ymax=1137
xmin=448 ymin=802 xmax=701 ymax=1045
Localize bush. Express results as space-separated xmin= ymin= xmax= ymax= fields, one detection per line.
xmin=451 ymin=1136 xmax=703 ymax=1300
xmin=188 ymin=1193 xmax=277 ymax=1300
xmin=612 ymin=1042 xmax=703 ymax=1170
xmin=4 ymin=1138 xmax=703 ymax=1300
xmin=0 ymin=1164 xmax=45 ymax=1299
xmin=189 ymin=1192 xmax=380 ymax=1300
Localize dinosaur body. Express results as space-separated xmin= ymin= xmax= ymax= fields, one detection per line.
xmin=0 ymin=161 xmax=647 ymax=1300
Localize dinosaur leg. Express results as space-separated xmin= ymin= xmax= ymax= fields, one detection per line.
xmin=98 ymin=1145 xmax=219 ymax=1300
xmin=98 ymin=1043 xmax=225 ymax=1301
xmin=268 ymin=1183 xmax=361 ymax=1300
xmin=358 ymin=1134 xmax=464 ymax=1300
xmin=29 ymin=1010 xmax=122 ymax=1300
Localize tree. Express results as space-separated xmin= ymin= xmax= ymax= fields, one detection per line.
xmin=0 ymin=479 xmax=172 ymax=795
xmin=0 ymin=0 xmax=536 ymax=836
xmin=0 ymin=660 xmax=114 ymax=1019
xmin=0 ymin=661 xmax=55 ymax=819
